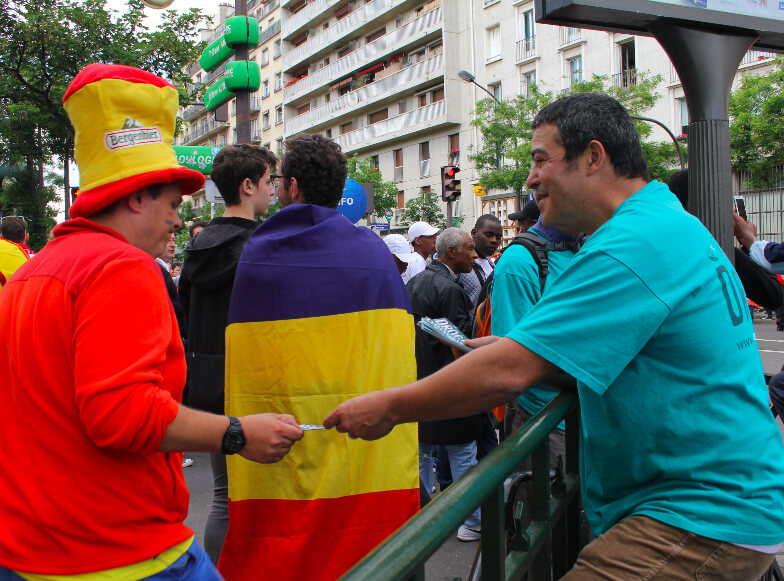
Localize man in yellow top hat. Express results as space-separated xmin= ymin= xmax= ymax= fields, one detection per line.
xmin=0 ymin=63 xmax=303 ymax=580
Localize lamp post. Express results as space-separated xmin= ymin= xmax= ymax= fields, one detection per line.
xmin=458 ymin=70 xmax=500 ymax=103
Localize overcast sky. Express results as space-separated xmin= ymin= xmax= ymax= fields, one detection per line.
xmin=105 ymin=0 xmax=223 ymax=33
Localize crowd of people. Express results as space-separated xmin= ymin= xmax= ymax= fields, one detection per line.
xmin=2 ymin=62 xmax=784 ymax=581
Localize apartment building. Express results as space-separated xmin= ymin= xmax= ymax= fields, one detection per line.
xmin=176 ymin=0 xmax=285 ymax=215
xmin=279 ymin=0 xmax=478 ymax=231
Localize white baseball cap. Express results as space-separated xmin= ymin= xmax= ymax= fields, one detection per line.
xmin=383 ymin=234 xmax=419 ymax=263
xmin=407 ymin=221 xmax=440 ymax=243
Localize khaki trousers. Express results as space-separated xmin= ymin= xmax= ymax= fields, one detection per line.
xmin=562 ymin=515 xmax=775 ymax=580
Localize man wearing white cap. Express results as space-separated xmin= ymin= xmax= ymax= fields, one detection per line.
xmin=384 ymin=233 xmax=420 ymax=277
xmin=406 ymin=221 xmax=440 ymax=283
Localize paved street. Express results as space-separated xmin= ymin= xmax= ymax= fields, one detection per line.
xmin=183 ymin=319 xmax=784 ymax=579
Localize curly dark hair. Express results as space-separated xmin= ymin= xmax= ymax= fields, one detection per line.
xmin=210 ymin=144 xmax=277 ymax=206
xmin=281 ymin=134 xmax=347 ymax=209
xmin=532 ymin=93 xmax=649 ymax=181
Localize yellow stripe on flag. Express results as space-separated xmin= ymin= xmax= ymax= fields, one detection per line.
xmin=225 ymin=308 xmax=418 ymax=502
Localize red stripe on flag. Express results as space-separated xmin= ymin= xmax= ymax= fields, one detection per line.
xmin=218 ymin=488 xmax=418 ymax=580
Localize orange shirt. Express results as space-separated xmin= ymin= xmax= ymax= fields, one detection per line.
xmin=0 ymin=218 xmax=189 ymax=575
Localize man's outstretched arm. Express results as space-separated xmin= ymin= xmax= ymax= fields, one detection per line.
xmin=324 ymin=337 xmax=557 ymax=440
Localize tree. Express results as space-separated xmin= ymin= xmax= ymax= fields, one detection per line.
xmin=729 ymin=57 xmax=784 ymax=190
xmin=346 ymin=154 xmax=398 ymax=217
xmin=0 ymin=0 xmax=208 ymax=244
xmin=469 ymin=71 xmax=682 ymax=196
xmin=399 ymin=189 xmax=446 ymax=229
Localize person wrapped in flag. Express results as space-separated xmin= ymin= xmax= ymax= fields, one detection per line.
xmin=221 ymin=134 xmax=419 ymax=580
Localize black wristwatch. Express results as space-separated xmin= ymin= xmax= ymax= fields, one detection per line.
xmin=221 ymin=416 xmax=246 ymax=455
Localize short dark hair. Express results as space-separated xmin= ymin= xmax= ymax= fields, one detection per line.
xmin=1 ymin=216 xmax=26 ymax=243
xmin=189 ymin=221 xmax=209 ymax=238
xmin=475 ymin=214 xmax=501 ymax=229
xmin=532 ymin=93 xmax=649 ymax=181
xmin=667 ymin=169 xmax=689 ymax=208
xmin=281 ymin=134 xmax=347 ymax=209
xmin=210 ymin=144 xmax=277 ymax=206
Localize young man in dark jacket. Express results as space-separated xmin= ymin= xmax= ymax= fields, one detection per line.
xmin=178 ymin=143 xmax=277 ymax=564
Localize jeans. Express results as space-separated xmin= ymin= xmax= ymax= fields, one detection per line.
xmin=562 ymin=515 xmax=774 ymax=580
xmin=0 ymin=540 xmax=221 ymax=581
xmin=203 ymin=452 xmax=229 ymax=565
xmin=419 ymin=442 xmax=481 ymax=529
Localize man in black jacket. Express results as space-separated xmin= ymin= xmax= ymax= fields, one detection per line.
xmin=178 ymin=144 xmax=277 ymax=564
xmin=406 ymin=227 xmax=483 ymax=542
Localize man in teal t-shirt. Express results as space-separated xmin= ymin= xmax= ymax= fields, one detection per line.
xmin=326 ymin=93 xmax=784 ymax=579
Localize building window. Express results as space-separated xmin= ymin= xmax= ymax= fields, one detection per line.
xmin=276 ymin=137 xmax=283 ymax=155
xmin=368 ymin=108 xmax=389 ymax=125
xmin=325 ymin=128 xmax=332 ymax=138
xmin=420 ymin=142 xmax=430 ymax=178
xmin=616 ymin=40 xmax=636 ymax=87
xmin=260 ymin=48 xmax=269 ymax=66
xmin=366 ymin=27 xmax=386 ymax=44
xmin=274 ymin=73 xmax=282 ymax=91
xmin=262 ymin=111 xmax=270 ymax=130
xmin=397 ymin=190 xmax=405 ymax=209
xmin=275 ymin=106 xmax=283 ymax=124
xmin=520 ymin=69 xmax=536 ymax=97
xmin=489 ymin=82 xmax=502 ymax=101
xmin=518 ymin=9 xmax=536 ymax=59
xmin=568 ymin=56 xmax=583 ymax=87
xmin=449 ymin=133 xmax=460 ymax=165
xmin=297 ymin=103 xmax=310 ymax=115
xmin=370 ymin=155 xmax=379 ymax=170
xmin=487 ymin=25 xmax=501 ymax=60
xmin=418 ymin=93 xmax=428 ymax=108
xmin=677 ymin=97 xmax=689 ymax=134
xmin=431 ymin=87 xmax=444 ymax=102
xmin=273 ymin=39 xmax=281 ymax=59
xmin=340 ymin=121 xmax=355 ymax=134
xmin=399 ymin=99 xmax=407 ymax=114
xmin=394 ymin=148 xmax=403 ymax=182
xmin=261 ymin=79 xmax=269 ymax=98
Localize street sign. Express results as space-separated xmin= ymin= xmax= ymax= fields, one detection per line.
xmin=473 ymin=185 xmax=487 ymax=197
xmin=224 ymin=60 xmax=261 ymax=92
xmin=535 ymin=0 xmax=784 ymax=50
xmin=173 ymin=146 xmax=221 ymax=174
xmin=337 ymin=178 xmax=368 ymax=224
xmin=204 ymin=78 xmax=233 ymax=112
xmin=371 ymin=223 xmax=390 ymax=230
xmin=224 ymin=15 xmax=260 ymax=48
xmin=200 ymin=37 xmax=235 ymax=73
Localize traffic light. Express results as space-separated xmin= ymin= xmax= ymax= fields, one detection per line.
xmin=441 ymin=165 xmax=461 ymax=202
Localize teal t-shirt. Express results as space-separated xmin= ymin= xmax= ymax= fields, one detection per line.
xmin=508 ymin=180 xmax=784 ymax=543
xmin=491 ymin=230 xmax=577 ymax=428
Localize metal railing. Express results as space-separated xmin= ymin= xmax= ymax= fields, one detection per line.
xmin=559 ymin=27 xmax=582 ymax=46
xmin=741 ymin=49 xmax=777 ymax=66
xmin=341 ymin=391 xmax=583 ymax=581
xmin=516 ymin=36 xmax=536 ymax=61
xmin=611 ymin=69 xmax=637 ymax=88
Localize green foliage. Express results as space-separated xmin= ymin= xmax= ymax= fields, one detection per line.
xmin=174 ymin=199 xmax=223 ymax=248
xmin=642 ymin=141 xmax=686 ymax=185
xmin=469 ymin=72 xmax=678 ymax=195
xmin=729 ymin=57 xmax=784 ymax=189
xmin=399 ymin=189 xmax=446 ymax=229
xmin=346 ymin=154 xmax=398 ymax=216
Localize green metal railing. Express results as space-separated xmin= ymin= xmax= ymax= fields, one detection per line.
xmin=341 ymin=391 xmax=583 ymax=581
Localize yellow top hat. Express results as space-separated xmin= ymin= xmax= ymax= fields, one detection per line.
xmin=64 ymin=63 xmax=205 ymax=219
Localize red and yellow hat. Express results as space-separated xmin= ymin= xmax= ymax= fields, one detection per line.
xmin=63 ymin=63 xmax=205 ymax=218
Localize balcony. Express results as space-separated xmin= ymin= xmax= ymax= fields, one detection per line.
xmin=559 ymin=27 xmax=582 ymax=46
xmin=285 ymin=53 xmax=443 ymax=135
xmin=740 ymin=49 xmax=776 ymax=66
xmin=611 ymin=69 xmax=636 ymax=88
xmin=283 ymin=0 xmax=409 ymax=73
xmin=282 ymin=0 xmax=341 ymax=40
xmin=183 ymin=103 xmax=207 ymax=121
xmin=516 ymin=36 xmax=536 ymax=62
xmin=181 ymin=118 xmax=230 ymax=145
xmin=259 ymin=19 xmax=281 ymax=45
xmin=256 ymin=0 xmax=280 ymax=19
xmin=284 ymin=4 xmax=442 ymax=103
xmin=335 ymin=99 xmax=447 ymax=153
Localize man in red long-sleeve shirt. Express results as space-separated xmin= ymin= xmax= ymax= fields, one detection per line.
xmin=0 ymin=64 xmax=303 ymax=580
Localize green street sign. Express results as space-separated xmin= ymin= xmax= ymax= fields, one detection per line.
xmin=224 ymin=60 xmax=261 ymax=92
xmin=200 ymin=36 xmax=235 ymax=73
xmin=204 ymin=78 xmax=233 ymax=111
xmin=174 ymin=146 xmax=221 ymax=174
xmin=224 ymin=15 xmax=259 ymax=48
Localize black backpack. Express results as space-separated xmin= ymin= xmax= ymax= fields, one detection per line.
xmin=473 ymin=231 xmax=579 ymax=337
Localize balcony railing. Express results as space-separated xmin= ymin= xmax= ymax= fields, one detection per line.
xmin=257 ymin=0 xmax=279 ymax=19
xmin=284 ymin=5 xmax=442 ymax=102
xmin=183 ymin=103 xmax=207 ymax=121
xmin=285 ymin=53 xmax=443 ymax=135
xmin=181 ymin=119 xmax=230 ymax=145
xmin=283 ymin=0 xmax=409 ymax=72
xmin=259 ymin=19 xmax=281 ymax=45
xmin=741 ymin=49 xmax=776 ymax=66
xmin=516 ymin=36 xmax=536 ymax=61
xmin=611 ymin=69 xmax=637 ymax=88
xmin=282 ymin=0 xmax=340 ymax=39
xmin=559 ymin=27 xmax=582 ymax=45
xmin=335 ymin=99 xmax=446 ymax=153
